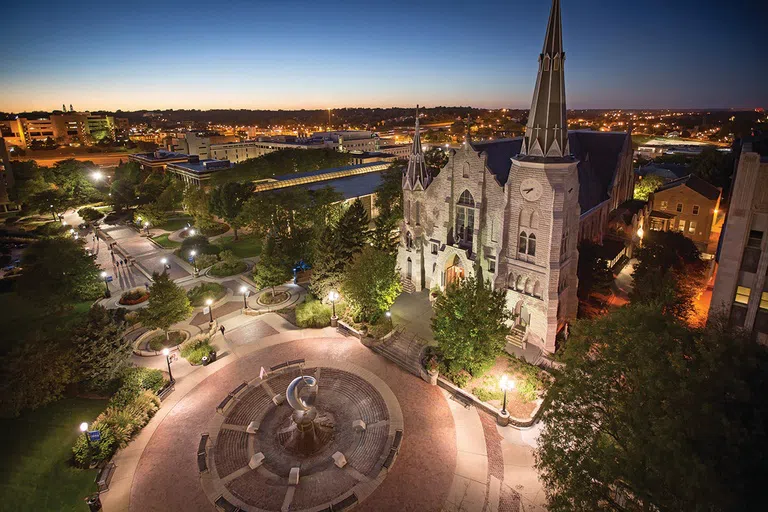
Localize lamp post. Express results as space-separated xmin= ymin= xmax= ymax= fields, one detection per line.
xmin=100 ymin=271 xmax=111 ymax=298
xmin=385 ymin=310 xmax=392 ymax=329
xmin=189 ymin=228 xmax=196 ymax=237
xmin=50 ymin=204 xmax=56 ymax=221
xmin=143 ymin=222 xmax=150 ymax=235
xmin=499 ymin=375 xmax=515 ymax=416
xmin=162 ymin=348 xmax=174 ymax=383
xmin=91 ymin=170 xmax=103 ymax=181
xmin=160 ymin=257 xmax=169 ymax=272
xmin=240 ymin=285 xmax=249 ymax=309
xmin=190 ymin=250 xmax=198 ymax=276
xmin=206 ymin=298 xmax=214 ymax=323
xmin=328 ymin=290 xmax=339 ymax=327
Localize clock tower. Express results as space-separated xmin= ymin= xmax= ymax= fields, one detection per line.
xmin=500 ymin=0 xmax=579 ymax=353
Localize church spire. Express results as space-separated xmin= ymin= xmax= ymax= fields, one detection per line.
xmin=521 ymin=0 xmax=569 ymax=159
xmin=403 ymin=105 xmax=430 ymax=190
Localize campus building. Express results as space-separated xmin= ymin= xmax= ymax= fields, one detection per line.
xmin=128 ymin=150 xmax=191 ymax=172
xmin=396 ymin=0 xmax=633 ymax=354
xmin=0 ymin=112 xmax=128 ymax=147
xmin=709 ymin=135 xmax=768 ymax=342
xmin=0 ymin=138 xmax=16 ymax=212
xmin=165 ymin=157 xmax=234 ymax=188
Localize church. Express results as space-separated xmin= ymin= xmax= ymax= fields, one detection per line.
xmin=396 ymin=0 xmax=634 ymax=353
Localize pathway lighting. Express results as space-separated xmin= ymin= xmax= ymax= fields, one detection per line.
xmin=328 ymin=290 xmax=339 ymax=327
xmin=499 ymin=375 xmax=515 ymax=416
xmin=206 ymin=298 xmax=214 ymax=323
xmin=162 ymin=348 xmax=174 ymax=383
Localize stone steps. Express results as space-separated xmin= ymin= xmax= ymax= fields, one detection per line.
xmin=371 ymin=332 xmax=424 ymax=376
xmin=505 ymin=327 xmax=526 ymax=349
xmin=401 ymin=278 xmax=416 ymax=294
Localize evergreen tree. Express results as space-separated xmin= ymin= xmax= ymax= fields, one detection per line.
xmin=253 ymin=252 xmax=293 ymax=297
xmin=371 ymin=213 xmax=400 ymax=255
xmin=138 ymin=272 xmax=193 ymax=339
xmin=73 ymin=306 xmax=131 ymax=390
xmin=336 ymin=198 xmax=369 ymax=260
xmin=309 ymin=224 xmax=347 ymax=297
xmin=209 ymin=182 xmax=252 ymax=239
xmin=341 ymin=247 xmax=402 ymax=322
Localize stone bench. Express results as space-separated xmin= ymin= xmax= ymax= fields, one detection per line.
xmin=96 ymin=461 xmax=115 ymax=492
xmin=382 ymin=448 xmax=398 ymax=469
xmin=216 ymin=394 xmax=234 ymax=414
xmin=214 ymin=495 xmax=242 ymax=512
xmin=332 ymin=493 xmax=358 ymax=511
xmin=198 ymin=433 xmax=209 ymax=473
xmin=392 ymin=429 xmax=403 ymax=452
xmin=157 ymin=382 xmax=175 ymax=402
xmin=452 ymin=389 xmax=474 ymax=408
xmin=231 ymin=382 xmax=248 ymax=398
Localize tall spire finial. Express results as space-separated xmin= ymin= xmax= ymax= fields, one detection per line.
xmin=403 ymin=105 xmax=430 ymax=190
xmin=464 ymin=114 xmax=472 ymax=147
xmin=521 ymin=0 xmax=569 ymax=159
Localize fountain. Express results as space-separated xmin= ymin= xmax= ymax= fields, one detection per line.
xmin=279 ymin=374 xmax=335 ymax=455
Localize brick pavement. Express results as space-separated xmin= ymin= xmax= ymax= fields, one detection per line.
xmin=128 ymin=337 xmax=457 ymax=512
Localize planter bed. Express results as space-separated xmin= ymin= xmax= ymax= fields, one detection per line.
xmin=146 ymin=331 xmax=187 ymax=352
xmin=257 ymin=290 xmax=289 ymax=306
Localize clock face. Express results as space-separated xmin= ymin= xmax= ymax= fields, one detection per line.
xmin=520 ymin=178 xmax=543 ymax=202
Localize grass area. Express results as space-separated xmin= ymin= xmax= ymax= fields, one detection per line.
xmin=258 ymin=291 xmax=289 ymax=305
xmin=215 ymin=234 xmax=262 ymax=258
xmin=198 ymin=222 xmax=229 ymax=237
xmin=180 ymin=337 xmax=215 ymax=365
xmin=0 ymin=398 xmax=108 ymax=511
xmin=208 ymin=259 xmax=247 ymax=277
xmin=147 ymin=331 xmax=185 ymax=351
xmin=158 ymin=216 xmax=193 ymax=232
xmin=296 ymin=298 xmax=334 ymax=328
xmin=187 ymin=282 xmax=227 ymax=306
xmin=151 ymin=233 xmax=181 ymax=249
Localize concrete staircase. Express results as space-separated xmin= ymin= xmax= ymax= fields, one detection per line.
xmin=371 ymin=330 xmax=425 ymax=376
xmin=505 ymin=325 xmax=526 ymax=349
xmin=401 ymin=278 xmax=416 ymax=294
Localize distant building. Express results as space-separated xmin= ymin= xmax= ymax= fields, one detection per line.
xmin=128 ymin=150 xmax=191 ymax=172
xmin=646 ymin=174 xmax=721 ymax=255
xmin=310 ymin=131 xmax=379 ymax=153
xmin=0 ymin=112 xmax=128 ymax=148
xmin=378 ymin=144 xmax=411 ymax=158
xmin=709 ymin=135 xmax=768 ymax=342
xmin=167 ymin=131 xmax=238 ymax=159
xmin=0 ymin=138 xmax=16 ymax=212
xmin=165 ymin=156 xmax=233 ymax=188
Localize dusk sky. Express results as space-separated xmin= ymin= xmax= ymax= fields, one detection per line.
xmin=2 ymin=0 xmax=765 ymax=112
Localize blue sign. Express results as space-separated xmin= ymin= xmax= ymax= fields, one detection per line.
xmin=87 ymin=430 xmax=101 ymax=442
xmin=105 ymin=276 xmax=114 ymax=282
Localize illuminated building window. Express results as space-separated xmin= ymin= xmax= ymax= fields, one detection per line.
xmin=735 ymin=286 xmax=751 ymax=305
xmin=688 ymin=220 xmax=697 ymax=234
xmin=676 ymin=203 xmax=683 ymax=213
xmin=761 ymin=292 xmax=768 ymax=311
xmin=692 ymin=205 xmax=700 ymax=215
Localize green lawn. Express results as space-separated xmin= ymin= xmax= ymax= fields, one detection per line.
xmin=0 ymin=398 xmax=108 ymax=511
xmin=151 ymin=233 xmax=181 ymax=249
xmin=215 ymin=234 xmax=262 ymax=258
xmin=158 ymin=216 xmax=193 ymax=232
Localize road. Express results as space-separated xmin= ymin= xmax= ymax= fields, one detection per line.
xmin=12 ymin=151 xmax=133 ymax=168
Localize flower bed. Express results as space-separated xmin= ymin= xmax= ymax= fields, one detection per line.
xmin=180 ymin=337 xmax=215 ymax=365
xmin=187 ymin=282 xmax=227 ymax=306
xmin=146 ymin=331 xmax=186 ymax=352
xmin=257 ymin=290 xmax=289 ymax=305
xmin=119 ymin=288 xmax=149 ymax=305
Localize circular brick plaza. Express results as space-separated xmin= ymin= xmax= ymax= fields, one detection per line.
xmin=129 ymin=336 xmax=457 ymax=512
xmin=203 ymin=362 xmax=403 ymax=511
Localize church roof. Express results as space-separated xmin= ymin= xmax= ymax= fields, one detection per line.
xmin=653 ymin=174 xmax=721 ymax=201
xmin=472 ymin=130 xmax=631 ymax=214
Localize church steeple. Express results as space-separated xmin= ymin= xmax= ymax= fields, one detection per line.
xmin=521 ymin=0 xmax=569 ymax=159
xmin=403 ymin=105 xmax=430 ymax=190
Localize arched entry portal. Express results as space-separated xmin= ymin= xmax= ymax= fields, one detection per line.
xmin=445 ymin=255 xmax=465 ymax=287
xmin=514 ymin=300 xmax=531 ymax=328
xmin=406 ymin=257 xmax=412 ymax=280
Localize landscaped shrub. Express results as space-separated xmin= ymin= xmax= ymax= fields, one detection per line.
xmin=187 ymin=282 xmax=227 ymax=306
xmin=147 ymin=331 xmax=185 ymax=351
xmin=506 ymin=356 xmax=545 ymax=402
xmin=34 ymin=221 xmax=66 ymax=237
xmin=198 ymin=222 xmax=229 ymax=237
xmin=180 ymin=337 xmax=214 ymax=365
xmin=209 ymin=250 xmax=246 ymax=277
xmin=295 ymin=298 xmax=332 ymax=328
xmin=179 ymin=234 xmax=220 ymax=257
xmin=77 ymin=207 xmax=103 ymax=223
xmin=119 ymin=288 xmax=149 ymax=305
xmin=195 ymin=253 xmax=219 ymax=269
xmin=72 ymin=368 xmax=163 ymax=467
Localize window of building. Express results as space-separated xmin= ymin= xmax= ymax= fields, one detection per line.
xmin=676 ymin=203 xmax=683 ymax=213
xmin=761 ymin=292 xmax=768 ymax=311
xmin=560 ymin=228 xmax=569 ymax=260
xmin=519 ymin=231 xmax=527 ymax=255
xmin=741 ymin=230 xmax=763 ymax=273
xmin=405 ymin=200 xmax=411 ymax=224
xmin=660 ymin=200 xmax=668 ymax=210
xmin=528 ymin=233 xmax=536 ymax=256
xmin=455 ymin=190 xmax=475 ymax=251
xmin=688 ymin=220 xmax=697 ymax=234
xmin=735 ymin=286 xmax=751 ymax=305
xmin=431 ymin=242 xmax=438 ymax=255
xmin=678 ymin=219 xmax=686 ymax=232
xmin=405 ymin=231 xmax=413 ymax=250
xmin=747 ymin=230 xmax=763 ymax=248
xmin=462 ymin=162 xmax=470 ymax=178
xmin=488 ymin=258 xmax=496 ymax=273
xmin=692 ymin=205 xmax=700 ymax=215
xmin=415 ymin=201 xmax=421 ymax=226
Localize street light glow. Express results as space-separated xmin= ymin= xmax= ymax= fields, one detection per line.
xmin=91 ymin=170 xmax=104 ymax=181
xmin=189 ymin=229 xmax=196 ymax=236
xmin=240 ymin=286 xmax=247 ymax=294
xmin=100 ymin=271 xmax=107 ymax=278
xmin=205 ymin=299 xmax=213 ymax=306
xmin=500 ymin=374 xmax=515 ymax=391
xmin=161 ymin=258 xmax=167 ymax=264
xmin=162 ymin=348 xmax=170 ymax=356
xmin=328 ymin=290 xmax=339 ymax=302
xmin=190 ymin=250 xmax=196 ymax=256
xmin=79 ymin=422 xmax=88 ymax=432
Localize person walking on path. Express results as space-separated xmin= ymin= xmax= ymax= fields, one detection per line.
xmin=219 ymin=325 xmax=226 ymax=337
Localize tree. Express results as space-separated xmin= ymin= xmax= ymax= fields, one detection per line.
xmin=374 ymin=162 xmax=404 ymax=219
xmin=576 ymin=241 xmax=614 ymax=300
xmin=156 ymin=179 xmax=184 ymax=211
xmin=424 ymin=147 xmax=449 ymax=177
xmin=371 ymin=213 xmax=400 ymax=255
xmin=78 ymin=206 xmax=103 ymax=223
xmin=17 ymin=237 xmax=103 ymax=306
xmin=536 ymin=305 xmax=768 ymax=511
xmin=336 ymin=198 xmax=369 ymax=260
xmin=309 ymin=224 xmax=347 ymax=297
xmin=43 ymin=159 xmax=101 ymax=207
xmin=633 ymin=174 xmax=665 ymax=201
xmin=135 ymin=203 xmax=167 ymax=228
xmin=183 ymin=186 xmax=215 ymax=230
xmin=209 ymin=182 xmax=252 ymax=239
xmin=138 ymin=272 xmax=192 ymax=339
xmin=631 ymin=231 xmax=706 ymax=320
xmin=252 ymin=252 xmax=292 ymax=298
xmin=690 ymin=147 xmax=734 ymax=192
xmin=72 ymin=306 xmax=131 ymax=390
xmin=341 ymin=246 xmax=402 ymax=323
xmin=431 ymin=275 xmax=511 ymax=377
xmin=28 ymin=187 xmax=67 ymax=218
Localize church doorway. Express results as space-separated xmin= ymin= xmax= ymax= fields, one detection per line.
xmin=406 ymin=257 xmax=412 ymax=280
xmin=445 ymin=255 xmax=465 ymax=287
xmin=514 ymin=300 xmax=531 ymax=328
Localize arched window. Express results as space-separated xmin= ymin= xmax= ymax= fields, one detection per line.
xmin=405 ymin=200 xmax=411 ymax=224
xmin=415 ymin=201 xmax=421 ymax=225
xmin=516 ymin=275 xmax=523 ymax=291
xmin=462 ymin=162 xmax=470 ymax=178
xmin=543 ymin=55 xmax=551 ymax=71
xmin=533 ymin=280 xmax=542 ymax=298
xmin=456 ymin=190 xmax=476 ymax=251
xmin=553 ymin=55 xmax=560 ymax=71
xmin=530 ymin=210 xmax=540 ymax=230
xmin=528 ymin=233 xmax=536 ymax=256
xmin=507 ymin=272 xmax=515 ymax=289
xmin=519 ymin=231 xmax=527 ymax=255
xmin=524 ymin=277 xmax=532 ymax=295
xmin=405 ymin=231 xmax=413 ymax=250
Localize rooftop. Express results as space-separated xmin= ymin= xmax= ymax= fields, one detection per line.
xmin=130 ymin=150 xmax=189 ymax=162
xmin=653 ymin=174 xmax=721 ymax=201
xmin=168 ymin=159 xmax=233 ymax=174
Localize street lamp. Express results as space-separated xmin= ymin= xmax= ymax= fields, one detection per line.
xmin=385 ymin=310 xmax=392 ymax=329
xmin=189 ymin=228 xmax=196 ymax=237
xmin=143 ymin=222 xmax=150 ymax=235
xmin=190 ymin=250 xmax=198 ymax=276
xmin=499 ymin=375 xmax=515 ymax=416
xmin=160 ymin=257 xmax=169 ymax=272
xmin=240 ymin=285 xmax=249 ymax=309
xmin=162 ymin=348 xmax=174 ymax=383
xmin=100 ymin=271 xmax=111 ymax=298
xmin=91 ymin=170 xmax=103 ymax=181
xmin=206 ymin=298 xmax=214 ymax=323
xmin=328 ymin=290 xmax=339 ymax=327
xmin=79 ymin=421 xmax=91 ymax=452
xmin=49 ymin=204 xmax=56 ymax=221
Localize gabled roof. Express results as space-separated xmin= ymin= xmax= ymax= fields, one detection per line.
xmin=654 ymin=174 xmax=720 ymax=201
xmin=471 ymin=130 xmax=630 ymax=213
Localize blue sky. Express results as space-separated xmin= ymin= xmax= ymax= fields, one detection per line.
xmin=2 ymin=0 xmax=764 ymax=112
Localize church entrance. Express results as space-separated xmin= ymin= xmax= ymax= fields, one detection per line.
xmin=406 ymin=257 xmax=412 ymax=280
xmin=514 ymin=300 xmax=531 ymax=328
xmin=445 ymin=255 xmax=465 ymax=287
